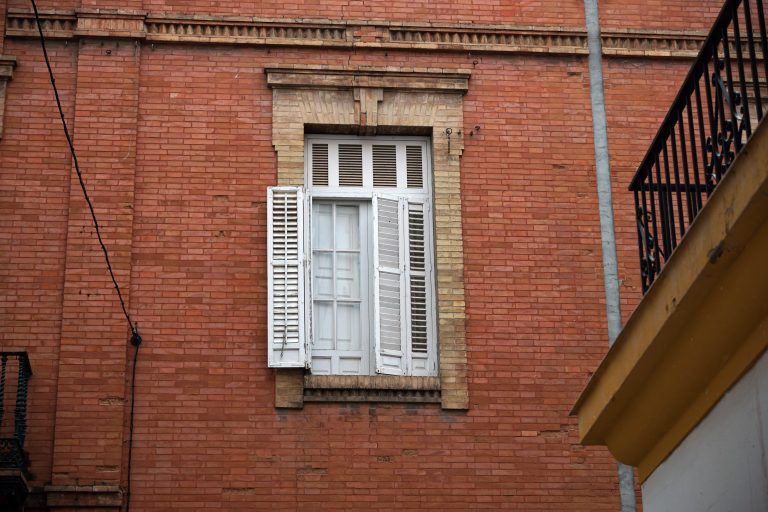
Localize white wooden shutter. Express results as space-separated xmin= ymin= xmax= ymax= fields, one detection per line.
xmin=372 ymin=195 xmax=406 ymax=375
xmin=405 ymin=199 xmax=435 ymax=376
xmin=267 ymin=186 xmax=309 ymax=368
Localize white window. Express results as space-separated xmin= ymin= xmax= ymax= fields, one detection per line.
xmin=267 ymin=136 xmax=437 ymax=376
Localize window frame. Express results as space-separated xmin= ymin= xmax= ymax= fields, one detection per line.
xmin=309 ymin=199 xmax=373 ymax=375
xmin=303 ymin=135 xmax=438 ymax=377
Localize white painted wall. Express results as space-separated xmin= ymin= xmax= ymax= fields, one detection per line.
xmin=642 ymin=349 xmax=768 ymax=512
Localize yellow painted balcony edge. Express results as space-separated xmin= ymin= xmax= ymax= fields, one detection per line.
xmin=572 ymin=117 xmax=768 ymax=482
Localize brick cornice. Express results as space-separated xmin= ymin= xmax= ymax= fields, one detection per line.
xmin=6 ymin=8 xmax=707 ymax=58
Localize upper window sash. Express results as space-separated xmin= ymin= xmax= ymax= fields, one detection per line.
xmin=305 ymin=136 xmax=431 ymax=197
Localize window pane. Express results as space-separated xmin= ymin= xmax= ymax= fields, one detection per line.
xmin=314 ymin=301 xmax=334 ymax=349
xmin=335 ymin=253 xmax=360 ymax=299
xmin=313 ymin=252 xmax=334 ymax=298
xmin=313 ymin=203 xmax=333 ymax=250
xmin=335 ymin=205 xmax=359 ymax=250
xmin=336 ymin=303 xmax=361 ymax=350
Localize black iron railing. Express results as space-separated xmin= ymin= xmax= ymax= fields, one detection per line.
xmin=630 ymin=0 xmax=768 ymax=293
xmin=0 ymin=352 xmax=32 ymax=475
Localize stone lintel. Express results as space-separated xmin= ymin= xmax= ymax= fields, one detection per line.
xmin=266 ymin=66 xmax=471 ymax=93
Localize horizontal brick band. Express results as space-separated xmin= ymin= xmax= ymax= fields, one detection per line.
xmin=6 ymin=8 xmax=709 ymax=58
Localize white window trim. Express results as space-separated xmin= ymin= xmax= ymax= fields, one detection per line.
xmin=304 ymin=135 xmax=437 ymax=377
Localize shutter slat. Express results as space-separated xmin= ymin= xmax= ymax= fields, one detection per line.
xmin=267 ymin=187 xmax=307 ymax=368
xmin=338 ymin=144 xmax=363 ymax=186
xmin=406 ymin=145 xmax=424 ymax=189
xmin=311 ymin=143 xmax=329 ymax=186
xmin=372 ymin=144 xmax=398 ymax=187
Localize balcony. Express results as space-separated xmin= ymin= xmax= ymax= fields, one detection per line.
xmin=631 ymin=0 xmax=768 ymax=293
xmin=574 ymin=0 xmax=768 ymax=508
xmin=0 ymin=352 xmax=32 ymax=512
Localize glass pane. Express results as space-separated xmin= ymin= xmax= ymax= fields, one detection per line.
xmin=313 ymin=203 xmax=333 ymax=250
xmin=314 ymin=301 xmax=334 ymax=349
xmin=337 ymin=303 xmax=361 ymax=350
xmin=335 ymin=205 xmax=359 ymax=250
xmin=313 ymin=252 xmax=334 ymax=298
xmin=335 ymin=253 xmax=360 ymax=299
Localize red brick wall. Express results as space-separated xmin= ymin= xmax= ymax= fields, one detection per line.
xmin=0 ymin=1 xmax=715 ymax=510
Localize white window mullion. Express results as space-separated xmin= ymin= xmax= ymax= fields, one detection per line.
xmin=396 ymin=142 xmax=407 ymax=190
xmin=304 ymin=191 xmax=313 ymax=369
xmin=362 ymin=142 xmax=374 ymax=189
xmin=329 ymin=142 xmax=340 ymax=188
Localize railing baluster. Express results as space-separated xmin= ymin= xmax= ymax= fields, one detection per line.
xmin=756 ymin=0 xmax=768 ymax=95
xmin=703 ymin=55 xmax=722 ymax=185
xmin=634 ymin=190 xmax=648 ymax=291
xmin=646 ymin=160 xmax=662 ymax=282
xmin=677 ymin=108 xmax=695 ymax=223
xmin=694 ymin=70 xmax=713 ymax=197
xmin=661 ymin=141 xmax=678 ymax=249
xmin=654 ymin=154 xmax=672 ymax=259
xmin=743 ymin=0 xmax=763 ymax=120
xmin=732 ymin=2 xmax=753 ymax=141
xmin=686 ymin=95 xmax=704 ymax=214
xmin=14 ymin=357 xmax=29 ymax=447
xmin=668 ymin=127 xmax=687 ymax=239
xmin=721 ymin=16 xmax=742 ymax=152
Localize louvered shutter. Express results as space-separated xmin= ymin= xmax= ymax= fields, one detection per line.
xmin=372 ymin=144 xmax=398 ymax=187
xmin=311 ymin=143 xmax=329 ymax=186
xmin=405 ymin=199 xmax=434 ymax=376
xmin=338 ymin=144 xmax=364 ymax=186
xmin=406 ymin=145 xmax=424 ymax=189
xmin=372 ymin=195 xmax=406 ymax=375
xmin=267 ymin=186 xmax=309 ymax=368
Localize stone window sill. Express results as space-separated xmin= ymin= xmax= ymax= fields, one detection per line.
xmin=303 ymin=375 xmax=441 ymax=403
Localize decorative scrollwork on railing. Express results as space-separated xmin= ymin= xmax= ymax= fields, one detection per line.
xmin=630 ymin=0 xmax=767 ymax=294
xmin=636 ymin=206 xmax=664 ymax=287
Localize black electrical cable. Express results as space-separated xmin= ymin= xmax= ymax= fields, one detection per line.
xmin=30 ymin=2 xmax=144 ymax=510
xmin=29 ymin=0 xmax=137 ymax=338
xmin=125 ymin=335 xmax=141 ymax=512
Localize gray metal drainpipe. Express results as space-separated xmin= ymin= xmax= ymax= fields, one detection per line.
xmin=582 ymin=0 xmax=638 ymax=510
